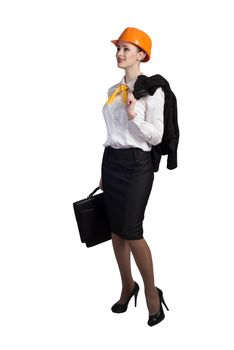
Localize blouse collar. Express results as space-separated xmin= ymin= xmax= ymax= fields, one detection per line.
xmin=120 ymin=72 xmax=144 ymax=91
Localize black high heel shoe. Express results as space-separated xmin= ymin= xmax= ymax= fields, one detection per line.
xmin=147 ymin=287 xmax=169 ymax=326
xmin=111 ymin=282 xmax=140 ymax=313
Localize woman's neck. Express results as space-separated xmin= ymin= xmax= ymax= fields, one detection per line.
xmin=124 ymin=67 xmax=141 ymax=83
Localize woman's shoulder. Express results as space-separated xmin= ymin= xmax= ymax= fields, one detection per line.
xmin=141 ymin=87 xmax=165 ymax=104
xmin=106 ymin=81 xmax=121 ymax=97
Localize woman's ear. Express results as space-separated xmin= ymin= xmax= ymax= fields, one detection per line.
xmin=138 ymin=50 xmax=146 ymax=62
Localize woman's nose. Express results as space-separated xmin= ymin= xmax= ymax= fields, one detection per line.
xmin=117 ymin=49 xmax=124 ymax=58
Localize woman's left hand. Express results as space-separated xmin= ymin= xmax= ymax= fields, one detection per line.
xmin=126 ymin=92 xmax=137 ymax=120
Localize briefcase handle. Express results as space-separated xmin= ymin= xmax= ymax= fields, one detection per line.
xmin=87 ymin=186 xmax=101 ymax=198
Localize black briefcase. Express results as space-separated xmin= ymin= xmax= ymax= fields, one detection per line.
xmin=73 ymin=186 xmax=111 ymax=247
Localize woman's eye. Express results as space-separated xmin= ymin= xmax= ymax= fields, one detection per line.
xmin=116 ymin=47 xmax=129 ymax=52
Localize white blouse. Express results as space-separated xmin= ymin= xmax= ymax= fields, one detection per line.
xmin=102 ymin=73 xmax=165 ymax=152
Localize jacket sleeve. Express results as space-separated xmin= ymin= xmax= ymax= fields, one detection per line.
xmin=129 ymin=87 xmax=165 ymax=146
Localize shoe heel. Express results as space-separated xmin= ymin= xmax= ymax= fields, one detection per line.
xmin=161 ymin=295 xmax=169 ymax=311
xmin=111 ymin=281 xmax=140 ymax=313
xmin=134 ymin=291 xmax=139 ymax=307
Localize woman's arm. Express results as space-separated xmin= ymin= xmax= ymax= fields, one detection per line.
xmin=127 ymin=87 xmax=165 ymax=146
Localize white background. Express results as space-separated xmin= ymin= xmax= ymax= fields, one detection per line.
xmin=1 ymin=0 xmax=234 ymax=348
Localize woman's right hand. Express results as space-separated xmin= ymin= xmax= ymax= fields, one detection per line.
xmin=99 ymin=177 xmax=103 ymax=191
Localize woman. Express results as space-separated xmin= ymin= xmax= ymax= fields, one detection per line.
xmin=99 ymin=27 xmax=169 ymax=326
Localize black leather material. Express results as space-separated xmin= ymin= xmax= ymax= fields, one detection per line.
xmin=147 ymin=287 xmax=169 ymax=326
xmin=111 ymin=281 xmax=140 ymax=313
xmin=73 ymin=187 xmax=111 ymax=247
xmin=148 ymin=308 xmax=165 ymax=326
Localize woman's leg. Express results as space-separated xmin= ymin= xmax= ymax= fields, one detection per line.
xmin=111 ymin=233 xmax=135 ymax=303
xmin=127 ymin=238 xmax=160 ymax=315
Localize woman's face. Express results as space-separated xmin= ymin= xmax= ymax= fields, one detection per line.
xmin=116 ymin=41 xmax=144 ymax=69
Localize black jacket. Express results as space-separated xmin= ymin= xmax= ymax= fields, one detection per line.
xmin=133 ymin=74 xmax=179 ymax=172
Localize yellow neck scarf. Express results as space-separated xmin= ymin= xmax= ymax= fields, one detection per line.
xmin=106 ymin=84 xmax=129 ymax=105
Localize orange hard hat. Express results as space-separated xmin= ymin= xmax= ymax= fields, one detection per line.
xmin=111 ymin=27 xmax=152 ymax=62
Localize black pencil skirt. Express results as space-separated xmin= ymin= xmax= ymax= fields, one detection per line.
xmin=101 ymin=146 xmax=154 ymax=240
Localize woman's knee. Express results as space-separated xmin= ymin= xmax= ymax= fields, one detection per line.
xmin=111 ymin=232 xmax=125 ymax=241
xmin=126 ymin=237 xmax=145 ymax=249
